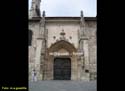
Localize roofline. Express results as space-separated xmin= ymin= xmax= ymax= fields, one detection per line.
xmin=29 ymin=16 xmax=96 ymax=21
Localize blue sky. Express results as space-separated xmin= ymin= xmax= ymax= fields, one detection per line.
xmin=29 ymin=0 xmax=96 ymax=17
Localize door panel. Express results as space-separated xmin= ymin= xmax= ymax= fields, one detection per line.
xmin=54 ymin=58 xmax=71 ymax=80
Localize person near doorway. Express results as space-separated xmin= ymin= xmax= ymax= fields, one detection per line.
xmin=32 ymin=69 xmax=37 ymax=82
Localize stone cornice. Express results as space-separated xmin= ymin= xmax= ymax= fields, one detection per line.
xmin=29 ymin=17 xmax=96 ymax=22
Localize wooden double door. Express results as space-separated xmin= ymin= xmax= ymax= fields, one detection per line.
xmin=54 ymin=58 xmax=71 ymax=80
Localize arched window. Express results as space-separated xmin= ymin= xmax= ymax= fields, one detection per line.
xmin=29 ymin=30 xmax=33 ymax=46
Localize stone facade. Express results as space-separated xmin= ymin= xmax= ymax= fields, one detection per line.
xmin=29 ymin=0 xmax=97 ymax=81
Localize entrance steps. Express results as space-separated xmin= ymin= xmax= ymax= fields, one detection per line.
xmin=29 ymin=80 xmax=96 ymax=91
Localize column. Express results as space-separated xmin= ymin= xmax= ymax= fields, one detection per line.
xmin=35 ymin=39 xmax=43 ymax=80
xmin=34 ymin=11 xmax=46 ymax=81
xmin=78 ymin=11 xmax=90 ymax=81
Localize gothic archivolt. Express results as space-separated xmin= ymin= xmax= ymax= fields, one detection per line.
xmin=42 ymin=40 xmax=78 ymax=80
xmin=48 ymin=40 xmax=77 ymax=53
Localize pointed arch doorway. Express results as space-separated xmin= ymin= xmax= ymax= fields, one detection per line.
xmin=54 ymin=57 xmax=71 ymax=80
xmin=44 ymin=40 xmax=79 ymax=80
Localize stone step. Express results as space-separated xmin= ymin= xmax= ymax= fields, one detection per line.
xmin=29 ymin=80 xmax=96 ymax=91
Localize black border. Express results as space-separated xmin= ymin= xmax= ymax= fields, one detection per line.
xmin=97 ymin=0 xmax=104 ymax=90
xmin=0 ymin=0 xmax=28 ymax=90
xmin=0 ymin=0 xmax=108 ymax=90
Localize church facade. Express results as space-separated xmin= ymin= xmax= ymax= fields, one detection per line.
xmin=29 ymin=0 xmax=97 ymax=81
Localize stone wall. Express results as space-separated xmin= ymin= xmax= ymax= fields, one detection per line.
xmin=28 ymin=17 xmax=97 ymax=81
xmin=29 ymin=21 xmax=40 ymax=81
xmin=46 ymin=21 xmax=79 ymax=48
xmin=85 ymin=21 xmax=97 ymax=80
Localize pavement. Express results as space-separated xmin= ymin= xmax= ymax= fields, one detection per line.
xmin=29 ymin=80 xmax=96 ymax=91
